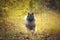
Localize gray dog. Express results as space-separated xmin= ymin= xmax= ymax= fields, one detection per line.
xmin=25 ymin=13 xmax=36 ymax=33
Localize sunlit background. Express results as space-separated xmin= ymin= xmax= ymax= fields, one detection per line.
xmin=0 ymin=0 xmax=60 ymax=40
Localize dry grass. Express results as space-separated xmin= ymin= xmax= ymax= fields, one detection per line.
xmin=0 ymin=0 xmax=60 ymax=40
xmin=0 ymin=8 xmax=60 ymax=40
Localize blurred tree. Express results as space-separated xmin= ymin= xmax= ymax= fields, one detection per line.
xmin=44 ymin=0 xmax=60 ymax=11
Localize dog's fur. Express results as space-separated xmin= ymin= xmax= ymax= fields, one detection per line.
xmin=25 ymin=13 xmax=36 ymax=31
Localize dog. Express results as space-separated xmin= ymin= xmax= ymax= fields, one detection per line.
xmin=25 ymin=13 xmax=36 ymax=32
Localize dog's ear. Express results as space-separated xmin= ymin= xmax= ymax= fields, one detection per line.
xmin=32 ymin=13 xmax=34 ymax=15
xmin=28 ymin=13 xmax=30 ymax=15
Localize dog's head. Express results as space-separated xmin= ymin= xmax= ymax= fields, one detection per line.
xmin=27 ymin=13 xmax=35 ymax=22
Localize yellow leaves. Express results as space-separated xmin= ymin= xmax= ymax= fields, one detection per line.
xmin=2 ymin=7 xmax=9 ymax=12
xmin=0 ymin=0 xmax=60 ymax=35
xmin=0 ymin=19 xmax=3 ymax=23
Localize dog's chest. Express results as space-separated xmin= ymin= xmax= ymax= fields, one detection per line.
xmin=26 ymin=20 xmax=35 ymax=26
